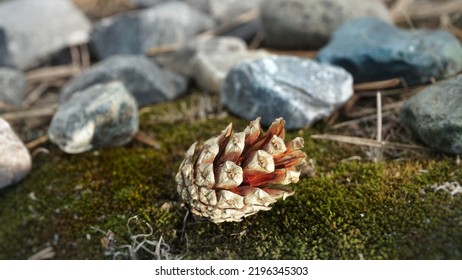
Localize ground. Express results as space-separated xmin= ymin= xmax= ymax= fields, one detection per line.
xmin=0 ymin=93 xmax=461 ymax=260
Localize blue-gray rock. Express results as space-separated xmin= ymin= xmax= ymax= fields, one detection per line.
xmin=49 ymin=82 xmax=139 ymax=154
xmin=400 ymin=75 xmax=462 ymax=154
xmin=0 ymin=117 xmax=31 ymax=189
xmin=0 ymin=0 xmax=90 ymax=70
xmin=317 ymin=17 xmax=462 ymax=85
xmin=90 ymin=2 xmax=214 ymax=60
xmin=0 ymin=28 xmax=11 ymax=67
xmin=154 ymin=36 xmax=247 ymax=76
xmin=59 ymin=55 xmax=188 ymax=107
xmin=260 ymin=0 xmax=390 ymax=49
xmin=130 ymin=0 xmax=166 ymax=8
xmin=0 ymin=68 xmax=27 ymax=108
xmin=220 ymin=56 xmax=353 ymax=129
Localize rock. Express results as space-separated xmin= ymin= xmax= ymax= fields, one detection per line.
xmin=90 ymin=1 xmax=214 ymax=60
xmin=0 ymin=0 xmax=91 ymax=70
xmin=260 ymin=0 xmax=390 ymax=49
xmin=154 ymin=36 xmax=247 ymax=76
xmin=0 ymin=68 xmax=27 ymax=108
xmin=0 ymin=118 xmax=31 ymax=189
xmin=400 ymin=75 xmax=462 ymax=154
xmin=220 ymin=56 xmax=353 ymax=129
xmin=317 ymin=17 xmax=462 ymax=85
xmin=49 ymin=81 xmax=139 ymax=154
xmin=130 ymin=0 xmax=167 ymax=8
xmin=185 ymin=0 xmax=262 ymax=22
xmin=59 ymin=55 xmax=188 ymax=107
xmin=0 ymin=28 xmax=11 ymax=67
xmin=191 ymin=49 xmax=270 ymax=92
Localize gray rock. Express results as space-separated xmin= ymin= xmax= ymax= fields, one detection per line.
xmin=130 ymin=0 xmax=167 ymax=8
xmin=90 ymin=1 xmax=214 ymax=60
xmin=317 ymin=17 xmax=462 ymax=85
xmin=186 ymin=0 xmax=262 ymax=22
xmin=260 ymin=0 xmax=390 ymax=49
xmin=49 ymin=82 xmax=139 ymax=154
xmin=60 ymin=55 xmax=188 ymax=107
xmin=400 ymin=75 xmax=462 ymax=154
xmin=0 ymin=28 xmax=11 ymax=67
xmin=154 ymin=36 xmax=247 ymax=76
xmin=191 ymin=49 xmax=270 ymax=92
xmin=0 ymin=117 xmax=31 ymax=189
xmin=220 ymin=56 xmax=353 ymax=129
xmin=0 ymin=0 xmax=91 ymax=70
xmin=0 ymin=68 xmax=27 ymax=108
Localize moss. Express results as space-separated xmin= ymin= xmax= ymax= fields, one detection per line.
xmin=0 ymin=94 xmax=461 ymax=259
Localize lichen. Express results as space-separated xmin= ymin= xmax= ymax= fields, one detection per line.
xmin=0 ymin=94 xmax=461 ymax=259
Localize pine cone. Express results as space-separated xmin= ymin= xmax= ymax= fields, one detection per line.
xmin=176 ymin=118 xmax=307 ymax=223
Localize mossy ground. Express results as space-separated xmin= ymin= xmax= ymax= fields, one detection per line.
xmin=0 ymin=94 xmax=461 ymax=259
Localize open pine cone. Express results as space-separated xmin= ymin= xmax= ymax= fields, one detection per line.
xmin=175 ymin=118 xmax=307 ymax=223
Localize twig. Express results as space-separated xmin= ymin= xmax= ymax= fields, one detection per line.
xmin=28 ymin=246 xmax=55 ymax=260
xmin=375 ymin=91 xmax=383 ymax=161
xmin=145 ymin=43 xmax=182 ymax=56
xmin=265 ymin=49 xmax=318 ymax=58
xmin=26 ymin=134 xmax=49 ymax=149
xmin=197 ymin=8 xmax=260 ymax=39
xmin=0 ymin=104 xmax=58 ymax=121
xmin=394 ymin=0 xmax=462 ymax=23
xmin=353 ymin=78 xmax=401 ymax=91
xmin=311 ymin=134 xmax=433 ymax=151
xmin=21 ymin=82 xmax=49 ymax=108
xmin=390 ymin=0 xmax=414 ymax=22
xmin=26 ymin=65 xmax=79 ymax=82
xmin=133 ymin=131 xmax=161 ymax=150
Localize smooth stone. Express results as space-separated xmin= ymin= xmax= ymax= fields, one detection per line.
xmin=154 ymin=36 xmax=247 ymax=76
xmin=185 ymin=0 xmax=262 ymax=22
xmin=0 ymin=68 xmax=27 ymax=108
xmin=400 ymin=75 xmax=462 ymax=154
xmin=260 ymin=0 xmax=390 ymax=49
xmin=0 ymin=0 xmax=90 ymax=70
xmin=90 ymin=1 xmax=214 ymax=60
xmin=0 ymin=117 xmax=31 ymax=189
xmin=220 ymin=56 xmax=353 ymax=129
xmin=317 ymin=17 xmax=462 ymax=85
xmin=59 ymin=55 xmax=188 ymax=107
xmin=49 ymin=82 xmax=139 ymax=154
xmin=130 ymin=0 xmax=169 ymax=8
xmin=191 ymin=49 xmax=270 ymax=93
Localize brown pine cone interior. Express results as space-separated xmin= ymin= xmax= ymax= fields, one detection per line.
xmin=176 ymin=117 xmax=307 ymax=223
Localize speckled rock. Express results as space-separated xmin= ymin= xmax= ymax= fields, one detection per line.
xmin=317 ymin=17 xmax=462 ymax=85
xmin=0 ymin=68 xmax=27 ymax=108
xmin=220 ymin=56 xmax=353 ymax=129
xmin=0 ymin=0 xmax=90 ymax=70
xmin=59 ymin=55 xmax=188 ymax=107
xmin=400 ymin=75 xmax=462 ymax=154
xmin=90 ymin=1 xmax=214 ymax=59
xmin=0 ymin=118 xmax=31 ymax=189
xmin=154 ymin=36 xmax=247 ymax=76
xmin=49 ymin=81 xmax=139 ymax=154
xmin=191 ymin=49 xmax=270 ymax=93
xmin=260 ymin=0 xmax=390 ymax=49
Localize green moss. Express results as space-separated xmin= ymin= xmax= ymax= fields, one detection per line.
xmin=0 ymin=95 xmax=461 ymax=259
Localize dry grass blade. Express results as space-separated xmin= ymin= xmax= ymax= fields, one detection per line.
xmin=26 ymin=134 xmax=49 ymax=149
xmin=133 ymin=131 xmax=161 ymax=149
xmin=21 ymin=82 xmax=49 ymax=108
xmin=353 ymin=78 xmax=401 ymax=91
xmin=393 ymin=0 xmax=462 ymax=23
xmin=145 ymin=43 xmax=182 ymax=56
xmin=390 ymin=0 xmax=414 ymax=22
xmin=28 ymin=246 xmax=56 ymax=260
xmin=0 ymin=104 xmax=58 ymax=121
xmin=197 ymin=8 xmax=260 ymax=39
xmin=265 ymin=49 xmax=318 ymax=58
xmin=311 ymin=134 xmax=433 ymax=151
xmin=26 ymin=65 xmax=79 ymax=82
